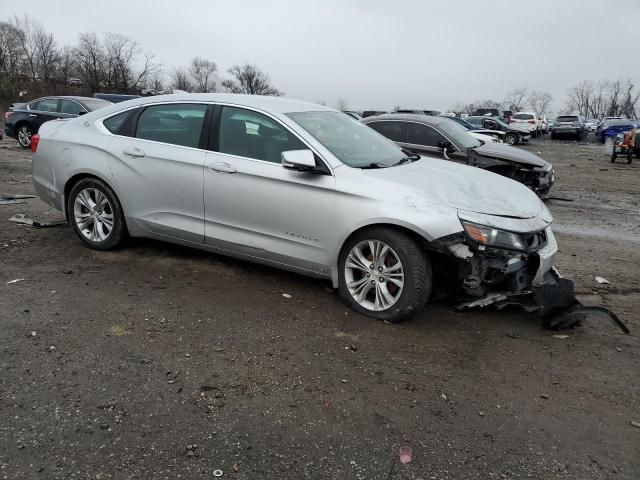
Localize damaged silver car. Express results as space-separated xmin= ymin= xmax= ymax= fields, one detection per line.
xmin=363 ymin=114 xmax=555 ymax=196
xmin=32 ymin=94 xmax=567 ymax=323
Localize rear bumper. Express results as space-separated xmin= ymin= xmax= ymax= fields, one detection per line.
xmin=4 ymin=124 xmax=16 ymax=139
xmin=551 ymin=127 xmax=581 ymax=135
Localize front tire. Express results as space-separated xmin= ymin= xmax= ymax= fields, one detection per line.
xmin=17 ymin=124 xmax=33 ymax=149
xmin=338 ymin=228 xmax=432 ymax=323
xmin=505 ymin=133 xmax=517 ymax=145
xmin=67 ymin=178 xmax=127 ymax=250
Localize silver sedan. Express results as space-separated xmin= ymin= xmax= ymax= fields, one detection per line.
xmin=32 ymin=94 xmax=560 ymax=322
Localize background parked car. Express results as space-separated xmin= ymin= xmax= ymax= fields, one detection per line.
xmin=343 ymin=110 xmax=363 ymax=120
xmin=4 ymin=96 xmax=112 ymax=148
xmin=550 ymin=115 xmax=586 ymax=140
xmin=510 ymin=112 xmax=541 ymax=136
xmin=362 ymin=113 xmax=554 ymax=195
xmin=585 ymin=118 xmax=599 ymax=132
xmin=394 ymin=109 xmax=441 ymax=116
xmin=466 ymin=115 xmax=531 ymax=145
xmin=540 ymin=115 xmax=549 ymax=133
xmin=361 ymin=110 xmax=388 ymax=118
xmin=93 ymin=93 xmax=141 ymax=103
xmin=442 ymin=115 xmax=505 ymax=143
xmin=474 ymin=108 xmax=508 ymax=121
xmin=598 ymin=119 xmax=636 ymax=143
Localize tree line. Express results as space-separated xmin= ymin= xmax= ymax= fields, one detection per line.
xmin=0 ymin=15 xmax=282 ymax=112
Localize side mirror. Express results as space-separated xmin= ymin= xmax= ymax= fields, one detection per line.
xmin=281 ymin=149 xmax=317 ymax=172
xmin=78 ymin=111 xmax=87 ymax=116
xmin=438 ymin=140 xmax=454 ymax=151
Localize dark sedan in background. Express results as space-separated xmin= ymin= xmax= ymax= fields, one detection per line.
xmin=4 ymin=96 xmax=111 ymax=148
xmin=550 ymin=115 xmax=586 ymax=140
xmin=362 ymin=114 xmax=554 ymax=195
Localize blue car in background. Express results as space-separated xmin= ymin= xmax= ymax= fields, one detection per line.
xmin=598 ymin=119 xmax=636 ymax=143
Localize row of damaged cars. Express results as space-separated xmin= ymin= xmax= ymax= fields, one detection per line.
xmin=28 ymin=93 xmax=579 ymax=330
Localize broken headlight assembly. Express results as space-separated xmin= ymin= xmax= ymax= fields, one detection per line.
xmin=461 ymin=221 xmax=525 ymax=251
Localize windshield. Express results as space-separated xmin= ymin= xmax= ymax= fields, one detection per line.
xmin=82 ymin=99 xmax=113 ymax=111
xmin=287 ymin=111 xmax=406 ymax=167
xmin=437 ymin=118 xmax=482 ymax=149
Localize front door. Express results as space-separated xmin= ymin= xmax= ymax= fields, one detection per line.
xmin=203 ymin=105 xmax=336 ymax=273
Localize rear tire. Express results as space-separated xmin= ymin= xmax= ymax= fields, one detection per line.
xmin=611 ymin=150 xmax=617 ymax=163
xmin=628 ymin=150 xmax=633 ymax=164
xmin=505 ymin=133 xmax=517 ymax=145
xmin=17 ymin=124 xmax=33 ymax=149
xmin=67 ymin=177 xmax=127 ymax=250
xmin=338 ymin=227 xmax=431 ymax=323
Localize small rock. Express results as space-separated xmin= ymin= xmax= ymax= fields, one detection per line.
xmin=61 ymin=268 xmax=73 ymax=274
xmin=27 ymin=331 xmax=36 ymax=338
xmin=631 ymin=421 xmax=640 ymax=429
xmin=540 ymin=394 xmax=549 ymax=400
xmin=553 ymin=335 xmax=570 ymax=340
xmin=99 ymin=423 xmax=110 ymax=430
xmin=478 ymin=411 xmax=486 ymax=417
xmin=615 ymin=347 xmax=622 ymax=352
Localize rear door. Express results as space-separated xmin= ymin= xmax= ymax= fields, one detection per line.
xmin=28 ymin=98 xmax=61 ymax=130
xmin=105 ymin=102 xmax=209 ymax=243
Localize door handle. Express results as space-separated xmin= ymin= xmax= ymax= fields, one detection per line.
xmin=122 ymin=147 xmax=145 ymax=158
xmin=209 ymin=162 xmax=236 ymax=174
xmin=29 ymin=114 xmax=37 ymax=118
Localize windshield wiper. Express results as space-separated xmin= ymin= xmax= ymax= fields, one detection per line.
xmin=360 ymin=163 xmax=388 ymax=169
xmin=392 ymin=150 xmax=421 ymax=166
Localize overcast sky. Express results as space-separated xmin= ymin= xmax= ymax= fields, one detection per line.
xmin=4 ymin=0 xmax=639 ymax=112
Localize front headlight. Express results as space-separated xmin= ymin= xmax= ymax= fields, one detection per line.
xmin=461 ymin=221 xmax=524 ymax=250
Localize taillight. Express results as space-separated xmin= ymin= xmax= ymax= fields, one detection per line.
xmin=509 ymin=119 xmax=516 ymax=123
xmin=528 ymin=120 xmax=536 ymax=124
xmin=31 ymin=134 xmax=40 ymax=153
xmin=4 ymin=111 xmax=13 ymax=120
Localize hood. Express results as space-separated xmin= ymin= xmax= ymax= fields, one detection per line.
xmin=473 ymin=142 xmax=548 ymax=168
xmin=363 ymin=157 xmax=543 ymax=218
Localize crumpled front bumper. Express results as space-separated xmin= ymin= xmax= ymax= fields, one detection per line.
xmin=437 ymin=227 xmax=569 ymax=314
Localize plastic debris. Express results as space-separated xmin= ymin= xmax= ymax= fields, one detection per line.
xmin=6 ymin=278 xmax=25 ymax=284
xmin=595 ymin=276 xmax=610 ymax=284
xmin=212 ymin=469 xmax=224 ymax=477
xmin=553 ymin=334 xmax=570 ymax=339
xmin=8 ymin=214 xmax=67 ymax=228
xmin=282 ymin=293 xmax=292 ymax=298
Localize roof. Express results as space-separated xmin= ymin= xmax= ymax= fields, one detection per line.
xmin=99 ymin=93 xmax=335 ymax=114
xmin=361 ymin=113 xmax=450 ymax=127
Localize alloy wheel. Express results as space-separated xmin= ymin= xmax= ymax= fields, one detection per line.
xmin=73 ymin=188 xmax=114 ymax=242
xmin=18 ymin=126 xmax=32 ymax=148
xmin=344 ymin=240 xmax=405 ymax=311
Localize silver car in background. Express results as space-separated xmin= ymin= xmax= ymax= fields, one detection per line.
xmin=32 ymin=94 xmax=561 ymax=323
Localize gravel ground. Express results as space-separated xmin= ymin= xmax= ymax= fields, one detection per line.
xmin=0 ymin=134 xmax=638 ymax=480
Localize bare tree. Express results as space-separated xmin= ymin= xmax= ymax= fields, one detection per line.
xmin=103 ymin=33 xmax=156 ymax=93
xmin=11 ymin=15 xmax=41 ymax=81
xmin=221 ymin=63 xmax=282 ymax=96
xmin=528 ymin=91 xmax=553 ymax=117
xmin=336 ymin=97 xmax=349 ymax=111
xmin=566 ymin=80 xmax=594 ymax=117
xmin=189 ymin=57 xmax=217 ymax=93
xmin=75 ymin=32 xmax=105 ymax=93
xmin=171 ymin=67 xmax=193 ymax=92
xmin=35 ymin=28 xmax=58 ymax=82
xmin=56 ymin=45 xmax=76 ymax=85
xmin=503 ymin=87 xmax=529 ymax=111
xmin=0 ymin=21 xmax=24 ymax=77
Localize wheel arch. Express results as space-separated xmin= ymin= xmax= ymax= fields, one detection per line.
xmin=63 ymin=172 xmax=123 ymax=221
xmin=329 ymin=221 xmax=433 ymax=288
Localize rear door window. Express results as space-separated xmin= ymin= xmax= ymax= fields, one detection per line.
xmin=32 ymin=98 xmax=59 ymax=113
xmin=406 ymin=122 xmax=445 ymax=147
xmin=367 ymin=121 xmax=406 ymax=143
xmin=135 ymin=103 xmax=207 ymax=148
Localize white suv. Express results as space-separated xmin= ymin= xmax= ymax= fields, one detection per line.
xmin=510 ymin=112 xmax=541 ymax=137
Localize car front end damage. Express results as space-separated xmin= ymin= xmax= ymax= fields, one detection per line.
xmin=426 ymin=211 xmax=576 ymax=326
xmin=467 ymin=149 xmax=555 ymax=196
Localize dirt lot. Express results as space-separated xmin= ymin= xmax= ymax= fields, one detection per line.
xmin=0 ymin=134 xmax=638 ymax=480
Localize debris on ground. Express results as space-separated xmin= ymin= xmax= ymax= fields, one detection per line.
xmin=212 ymin=469 xmax=224 ymax=477
xmin=553 ymin=334 xmax=570 ymax=339
xmin=399 ymin=446 xmax=412 ymax=464
xmin=0 ymin=199 xmax=26 ymax=205
xmin=282 ymin=293 xmax=292 ymax=298
xmin=595 ymin=276 xmax=610 ymax=284
xmin=540 ymin=394 xmax=550 ymax=399
xmin=6 ymin=278 xmax=25 ymax=284
xmin=8 ymin=213 xmax=67 ymax=228
xmin=631 ymin=421 xmax=640 ymax=429
xmin=615 ymin=347 xmax=622 ymax=352
xmin=610 ymin=257 xmax=631 ymax=263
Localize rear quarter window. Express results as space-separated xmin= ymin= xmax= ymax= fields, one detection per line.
xmin=103 ymin=111 xmax=131 ymax=134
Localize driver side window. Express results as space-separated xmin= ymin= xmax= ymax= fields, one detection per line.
xmin=406 ymin=123 xmax=445 ymax=147
xmin=218 ymin=106 xmax=306 ymax=163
